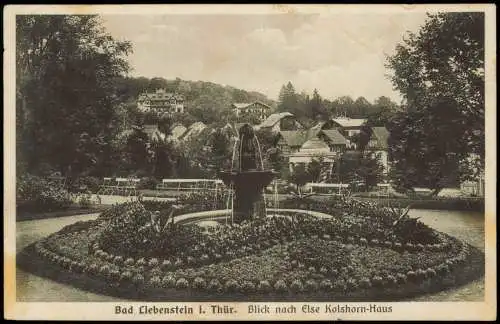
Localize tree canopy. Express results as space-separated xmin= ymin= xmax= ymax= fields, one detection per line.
xmin=16 ymin=15 xmax=132 ymax=177
xmin=386 ymin=12 xmax=485 ymax=194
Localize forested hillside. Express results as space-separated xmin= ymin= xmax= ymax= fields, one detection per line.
xmin=113 ymin=76 xmax=276 ymax=125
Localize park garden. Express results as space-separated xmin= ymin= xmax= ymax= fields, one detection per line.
xmin=15 ymin=13 xmax=485 ymax=301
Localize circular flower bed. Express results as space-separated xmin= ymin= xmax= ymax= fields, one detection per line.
xmin=21 ymin=199 xmax=484 ymax=301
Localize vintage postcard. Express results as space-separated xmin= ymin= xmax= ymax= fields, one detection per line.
xmin=4 ymin=4 xmax=496 ymax=321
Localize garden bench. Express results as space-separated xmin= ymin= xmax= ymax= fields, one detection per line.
xmin=114 ymin=178 xmax=140 ymax=197
xmin=97 ymin=177 xmax=115 ymax=195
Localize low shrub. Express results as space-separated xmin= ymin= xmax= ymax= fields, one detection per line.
xmin=207 ymin=279 xmax=222 ymax=293
xmin=274 ymin=280 xmax=288 ymax=293
xmin=257 ymin=280 xmax=272 ymax=293
xmin=175 ymin=278 xmax=189 ymax=290
xmin=161 ymin=275 xmax=177 ymax=288
xmin=193 ymin=277 xmax=207 ymax=290
xmin=17 ymin=174 xmax=72 ymax=213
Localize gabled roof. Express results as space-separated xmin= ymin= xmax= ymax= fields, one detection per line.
xmin=311 ymin=121 xmax=326 ymax=129
xmin=259 ymin=112 xmax=294 ymax=128
xmin=170 ymin=124 xmax=187 ymax=140
xmin=320 ymin=129 xmax=349 ymax=146
xmin=179 ymin=122 xmax=207 ymax=140
xmin=138 ymin=89 xmax=184 ymax=102
xmin=232 ymin=101 xmax=272 ymax=110
xmin=143 ymin=124 xmax=166 ymax=141
xmin=370 ymin=127 xmax=390 ymax=150
xmin=279 ymin=128 xmax=320 ymax=147
xmin=301 ymin=137 xmax=330 ymax=151
xmin=332 ymin=117 xmax=367 ymax=128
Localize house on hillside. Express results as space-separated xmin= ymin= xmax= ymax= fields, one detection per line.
xmin=310 ymin=120 xmax=356 ymax=148
xmin=137 ymin=88 xmax=185 ymax=114
xmin=330 ymin=117 xmax=367 ymax=137
xmin=256 ymin=112 xmax=304 ymax=132
xmin=365 ymin=126 xmax=390 ymax=174
xmin=143 ymin=124 xmax=166 ymax=142
xmin=167 ymin=123 xmax=188 ymax=143
xmin=319 ymin=129 xmax=350 ymax=153
xmin=278 ymin=129 xmax=318 ymax=157
xmin=278 ymin=128 xmax=349 ymax=172
xmin=117 ymin=124 xmax=166 ymax=146
xmin=231 ymin=101 xmax=272 ymax=122
xmin=178 ymin=122 xmax=207 ymax=142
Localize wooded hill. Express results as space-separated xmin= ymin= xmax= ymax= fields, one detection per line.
xmin=113 ymin=76 xmax=277 ymax=125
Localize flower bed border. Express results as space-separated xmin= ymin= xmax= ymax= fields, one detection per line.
xmin=21 ymin=207 xmax=485 ymax=301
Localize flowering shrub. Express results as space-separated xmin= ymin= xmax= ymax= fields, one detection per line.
xmin=17 ymin=174 xmax=72 ymax=212
xmin=71 ymin=176 xmax=101 ymax=193
xmin=29 ymin=191 xmax=483 ymax=301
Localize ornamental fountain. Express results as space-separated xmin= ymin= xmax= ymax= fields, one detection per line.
xmin=219 ymin=123 xmax=278 ymax=224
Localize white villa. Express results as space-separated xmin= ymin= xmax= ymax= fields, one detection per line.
xmin=137 ymin=88 xmax=185 ymax=115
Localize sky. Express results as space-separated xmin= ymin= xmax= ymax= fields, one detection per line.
xmin=101 ymin=12 xmax=429 ymax=103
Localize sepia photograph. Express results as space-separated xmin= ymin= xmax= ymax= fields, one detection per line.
xmin=4 ymin=4 xmax=496 ymax=321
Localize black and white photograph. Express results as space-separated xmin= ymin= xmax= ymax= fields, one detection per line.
xmin=4 ymin=4 xmax=496 ymax=321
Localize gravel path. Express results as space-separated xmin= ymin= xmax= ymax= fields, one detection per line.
xmin=16 ymin=209 xmax=485 ymax=302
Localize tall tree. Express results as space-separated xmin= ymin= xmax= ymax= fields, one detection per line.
xmin=205 ymin=128 xmax=232 ymax=175
xmin=307 ymin=155 xmax=329 ymax=183
xmin=386 ymin=12 xmax=485 ymax=189
xmin=307 ymin=89 xmax=328 ymax=120
xmin=16 ymin=15 xmax=132 ymax=177
xmin=288 ymin=163 xmax=310 ymax=195
xmin=123 ymin=128 xmax=153 ymax=175
xmin=353 ymin=96 xmax=372 ymax=118
xmin=151 ymin=138 xmax=176 ymax=179
xmin=333 ymin=96 xmax=355 ymax=117
xmin=388 ymin=105 xmax=463 ymax=195
xmin=277 ymin=81 xmax=299 ymax=115
xmin=367 ymin=96 xmax=400 ymax=127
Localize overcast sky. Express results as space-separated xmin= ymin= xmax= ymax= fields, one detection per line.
xmin=101 ymin=12 xmax=428 ymax=103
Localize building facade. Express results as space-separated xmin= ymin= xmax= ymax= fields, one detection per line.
xmin=365 ymin=126 xmax=390 ymax=174
xmin=231 ymin=101 xmax=273 ymax=122
xmin=277 ymin=128 xmax=349 ymax=172
xmin=331 ymin=117 xmax=367 ymax=137
xmin=137 ymin=88 xmax=185 ymax=114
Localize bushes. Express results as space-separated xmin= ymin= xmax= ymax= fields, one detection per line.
xmin=75 ymin=192 xmax=93 ymax=208
xmin=17 ymin=174 xmax=72 ymax=213
xmin=138 ymin=177 xmax=159 ymax=190
xmin=71 ymin=176 xmax=101 ymax=193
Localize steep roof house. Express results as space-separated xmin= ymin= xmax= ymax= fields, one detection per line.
xmin=256 ymin=112 xmax=304 ymax=132
xmin=143 ymin=124 xmax=166 ymax=142
xmin=167 ymin=123 xmax=188 ymax=142
xmin=137 ymin=88 xmax=185 ymax=114
xmin=330 ymin=117 xmax=367 ymax=138
xmin=365 ymin=126 xmax=390 ymax=174
xmin=366 ymin=127 xmax=390 ymax=151
xmin=278 ymin=128 xmax=349 ymax=169
xmin=179 ymin=122 xmax=207 ymax=142
xmin=231 ymin=101 xmax=273 ymax=122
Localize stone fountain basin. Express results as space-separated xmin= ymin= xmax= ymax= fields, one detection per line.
xmin=174 ymin=208 xmax=334 ymax=226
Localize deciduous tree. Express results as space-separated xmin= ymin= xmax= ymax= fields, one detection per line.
xmin=16 ymin=15 xmax=132 ymax=177
xmin=386 ymin=12 xmax=485 ymax=195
